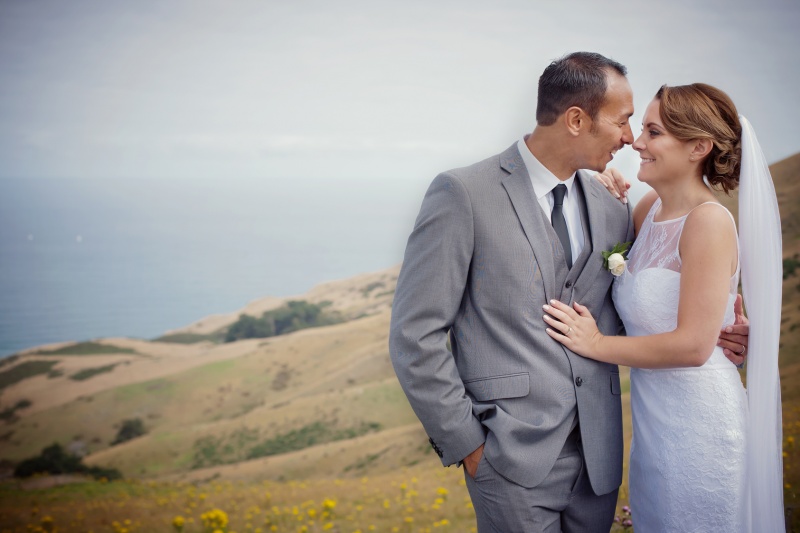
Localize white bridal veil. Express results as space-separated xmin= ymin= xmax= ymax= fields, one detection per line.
xmin=738 ymin=115 xmax=785 ymax=532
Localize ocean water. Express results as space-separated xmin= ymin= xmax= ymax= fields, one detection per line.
xmin=0 ymin=176 xmax=426 ymax=358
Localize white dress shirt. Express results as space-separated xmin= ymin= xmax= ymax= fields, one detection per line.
xmin=516 ymin=138 xmax=585 ymax=262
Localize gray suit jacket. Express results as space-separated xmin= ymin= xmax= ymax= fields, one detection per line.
xmin=389 ymin=143 xmax=634 ymax=495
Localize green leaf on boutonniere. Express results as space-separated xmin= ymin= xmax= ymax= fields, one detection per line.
xmin=602 ymin=241 xmax=632 ymax=269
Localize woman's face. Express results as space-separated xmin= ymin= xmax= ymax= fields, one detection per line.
xmin=632 ymin=99 xmax=695 ymax=184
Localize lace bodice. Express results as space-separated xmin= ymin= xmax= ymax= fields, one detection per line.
xmin=614 ymin=198 xmax=740 ymax=344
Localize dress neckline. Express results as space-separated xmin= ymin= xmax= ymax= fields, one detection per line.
xmin=649 ymin=198 xmax=723 ymax=225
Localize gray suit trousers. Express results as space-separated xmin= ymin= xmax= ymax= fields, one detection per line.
xmin=465 ymin=431 xmax=618 ymax=532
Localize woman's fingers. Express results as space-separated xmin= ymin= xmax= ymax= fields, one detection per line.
xmin=543 ymin=314 xmax=569 ymax=334
xmin=572 ymin=301 xmax=593 ymax=319
xmin=545 ymin=299 xmax=577 ymax=319
xmin=593 ymin=168 xmax=630 ymax=203
xmin=546 ymin=327 xmax=570 ymax=344
xmin=593 ymin=172 xmax=614 ymax=193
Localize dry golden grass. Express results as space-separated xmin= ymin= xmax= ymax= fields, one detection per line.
xmin=0 ymin=459 xmax=638 ymax=533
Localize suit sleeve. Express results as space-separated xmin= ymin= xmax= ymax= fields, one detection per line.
xmin=389 ymin=172 xmax=486 ymax=467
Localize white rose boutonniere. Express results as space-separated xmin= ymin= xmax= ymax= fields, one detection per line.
xmin=607 ymin=253 xmax=626 ymax=276
xmin=602 ymin=242 xmax=632 ymax=277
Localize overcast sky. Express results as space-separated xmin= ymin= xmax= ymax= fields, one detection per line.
xmin=1 ymin=0 xmax=798 ymax=199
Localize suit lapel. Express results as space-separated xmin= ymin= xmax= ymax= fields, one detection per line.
xmin=499 ymin=146 xmax=557 ymax=302
xmin=566 ymin=177 xmax=593 ymax=276
xmin=572 ymin=171 xmax=607 ymax=300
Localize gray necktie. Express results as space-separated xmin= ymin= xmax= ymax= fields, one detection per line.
xmin=551 ymin=184 xmax=572 ymax=269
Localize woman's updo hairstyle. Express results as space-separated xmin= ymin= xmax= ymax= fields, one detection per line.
xmin=656 ymin=83 xmax=742 ymax=194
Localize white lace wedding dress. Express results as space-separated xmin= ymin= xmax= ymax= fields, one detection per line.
xmin=612 ymin=198 xmax=749 ymax=533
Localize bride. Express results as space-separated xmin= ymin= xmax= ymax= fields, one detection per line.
xmin=543 ymin=83 xmax=784 ymax=532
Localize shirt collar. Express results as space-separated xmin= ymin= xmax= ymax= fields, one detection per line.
xmin=516 ymin=137 xmax=577 ymax=200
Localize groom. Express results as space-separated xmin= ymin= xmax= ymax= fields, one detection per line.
xmin=389 ymin=52 xmax=746 ymax=532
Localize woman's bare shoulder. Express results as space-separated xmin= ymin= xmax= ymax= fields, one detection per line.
xmin=632 ymin=190 xmax=659 ymax=235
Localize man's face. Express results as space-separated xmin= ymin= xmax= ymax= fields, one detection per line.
xmin=581 ymin=73 xmax=635 ymax=172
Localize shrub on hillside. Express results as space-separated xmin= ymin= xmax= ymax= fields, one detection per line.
xmin=225 ymin=300 xmax=342 ymax=342
xmin=225 ymin=314 xmax=274 ymax=342
xmin=0 ymin=361 xmax=58 ymax=392
xmin=111 ymin=418 xmax=146 ymax=445
xmin=155 ymin=332 xmax=222 ymax=344
xmin=785 ymin=254 xmax=800 ymax=280
xmin=0 ymin=399 xmax=32 ymax=422
xmin=70 ymin=363 xmax=118 ymax=381
xmin=34 ymin=342 xmax=137 ymax=356
xmin=13 ymin=443 xmax=121 ymax=480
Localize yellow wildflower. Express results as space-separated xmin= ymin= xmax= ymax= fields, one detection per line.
xmin=201 ymin=509 xmax=229 ymax=530
xmin=322 ymin=498 xmax=337 ymax=511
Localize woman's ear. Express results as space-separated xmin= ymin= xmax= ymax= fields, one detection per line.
xmin=689 ymin=138 xmax=713 ymax=161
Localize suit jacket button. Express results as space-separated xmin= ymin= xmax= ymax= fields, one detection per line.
xmin=575 ymin=377 xmax=583 ymax=386
xmin=565 ymin=280 xmax=573 ymax=288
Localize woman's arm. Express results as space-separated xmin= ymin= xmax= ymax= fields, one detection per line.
xmin=544 ymin=203 xmax=738 ymax=368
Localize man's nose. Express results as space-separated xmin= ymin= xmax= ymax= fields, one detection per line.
xmin=622 ymin=123 xmax=634 ymax=145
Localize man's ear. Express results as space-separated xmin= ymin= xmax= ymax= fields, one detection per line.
xmin=690 ymin=138 xmax=713 ymax=161
xmin=564 ymin=107 xmax=586 ymax=137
